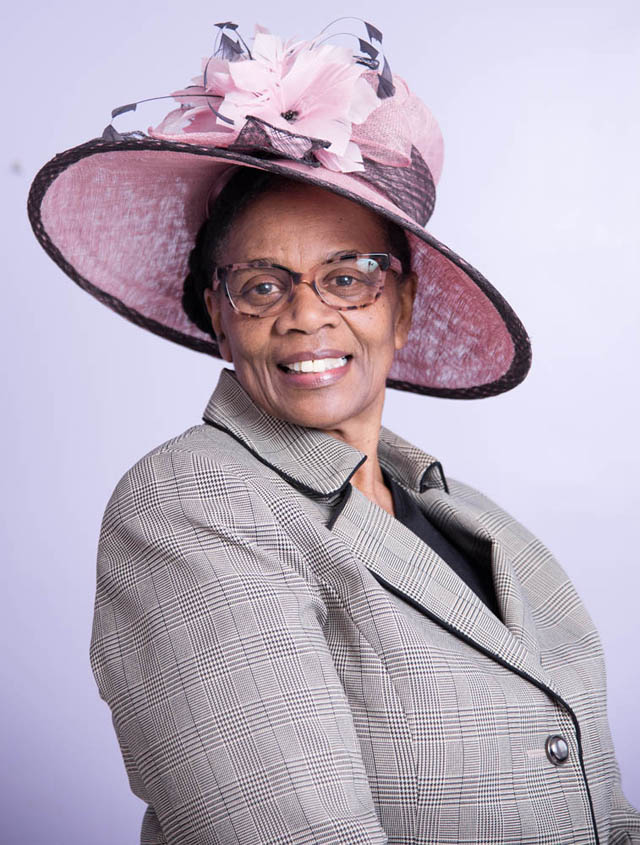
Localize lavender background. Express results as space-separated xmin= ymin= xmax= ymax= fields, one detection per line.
xmin=2 ymin=1 xmax=639 ymax=842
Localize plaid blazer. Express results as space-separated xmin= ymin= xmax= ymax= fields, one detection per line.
xmin=90 ymin=368 xmax=640 ymax=844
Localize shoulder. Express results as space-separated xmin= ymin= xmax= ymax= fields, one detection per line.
xmin=445 ymin=473 xmax=581 ymax=596
xmin=111 ymin=422 xmax=274 ymax=493
xmin=97 ymin=422 xmax=319 ymax=584
xmin=93 ymin=426 xmax=329 ymax=644
xmin=102 ymin=422 xmax=284 ymax=531
xmin=444 ymin=475 xmax=525 ymax=524
xmin=444 ymin=473 xmax=561 ymax=564
xmin=134 ymin=421 xmax=264 ymax=473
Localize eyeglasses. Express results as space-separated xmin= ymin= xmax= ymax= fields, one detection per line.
xmin=212 ymin=253 xmax=403 ymax=318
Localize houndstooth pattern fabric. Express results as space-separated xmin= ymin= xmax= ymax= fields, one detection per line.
xmin=89 ymin=368 xmax=640 ymax=844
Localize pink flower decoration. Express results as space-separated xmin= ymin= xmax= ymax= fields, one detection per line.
xmin=149 ymin=28 xmax=381 ymax=172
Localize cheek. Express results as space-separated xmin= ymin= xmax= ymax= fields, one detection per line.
xmin=352 ymin=305 xmax=401 ymax=369
xmin=382 ymin=290 xmax=410 ymax=351
xmin=378 ymin=296 xmax=403 ymax=341
xmin=373 ymin=303 xmax=407 ymax=373
xmin=223 ymin=314 xmax=273 ymax=365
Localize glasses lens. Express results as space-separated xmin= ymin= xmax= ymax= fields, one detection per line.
xmin=226 ymin=267 xmax=290 ymax=314
xmin=316 ymin=255 xmax=383 ymax=307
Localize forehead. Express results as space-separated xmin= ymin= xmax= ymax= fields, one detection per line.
xmin=220 ymin=182 xmax=390 ymax=265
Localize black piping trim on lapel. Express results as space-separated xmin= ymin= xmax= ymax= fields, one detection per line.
xmin=327 ymin=483 xmax=354 ymax=531
xmin=368 ymin=569 xmax=601 ymax=845
xmin=202 ymin=418 xmax=367 ymax=500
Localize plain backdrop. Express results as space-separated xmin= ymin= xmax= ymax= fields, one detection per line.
xmin=2 ymin=1 xmax=638 ymax=842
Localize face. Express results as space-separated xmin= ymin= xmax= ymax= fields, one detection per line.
xmin=204 ymin=182 xmax=415 ymax=436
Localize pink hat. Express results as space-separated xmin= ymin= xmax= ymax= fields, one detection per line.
xmin=27 ymin=20 xmax=531 ymax=398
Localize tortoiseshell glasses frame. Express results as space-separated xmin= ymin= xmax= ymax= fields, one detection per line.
xmin=212 ymin=252 xmax=404 ymax=318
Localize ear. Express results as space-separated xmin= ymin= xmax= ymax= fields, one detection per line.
xmin=204 ymin=287 xmax=233 ymax=363
xmin=394 ymin=272 xmax=417 ymax=350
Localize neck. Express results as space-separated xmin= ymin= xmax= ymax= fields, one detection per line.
xmin=322 ymin=401 xmax=395 ymax=517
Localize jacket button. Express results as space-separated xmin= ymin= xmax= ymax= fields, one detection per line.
xmin=546 ymin=735 xmax=569 ymax=765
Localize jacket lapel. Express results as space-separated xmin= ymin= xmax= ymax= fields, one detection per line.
xmin=330 ymin=482 xmax=559 ymax=696
xmin=418 ymin=486 xmax=543 ymax=660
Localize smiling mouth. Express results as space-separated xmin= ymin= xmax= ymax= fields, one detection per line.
xmin=278 ymin=355 xmax=351 ymax=374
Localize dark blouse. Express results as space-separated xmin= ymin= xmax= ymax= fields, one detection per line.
xmin=384 ymin=472 xmax=502 ymax=619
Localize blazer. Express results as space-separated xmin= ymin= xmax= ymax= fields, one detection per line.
xmin=89 ymin=367 xmax=640 ymax=844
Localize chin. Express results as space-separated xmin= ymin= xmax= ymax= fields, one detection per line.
xmin=274 ymin=396 xmax=370 ymax=432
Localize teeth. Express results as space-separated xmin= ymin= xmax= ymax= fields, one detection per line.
xmin=285 ymin=356 xmax=348 ymax=373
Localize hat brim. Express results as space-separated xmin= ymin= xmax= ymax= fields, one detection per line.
xmin=28 ymin=136 xmax=531 ymax=399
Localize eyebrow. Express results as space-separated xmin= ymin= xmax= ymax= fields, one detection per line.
xmin=241 ymin=257 xmax=280 ymax=267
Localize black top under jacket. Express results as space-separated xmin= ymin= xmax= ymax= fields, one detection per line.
xmin=384 ymin=471 xmax=502 ymax=619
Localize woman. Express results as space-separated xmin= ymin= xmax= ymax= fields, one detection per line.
xmin=28 ymin=21 xmax=639 ymax=844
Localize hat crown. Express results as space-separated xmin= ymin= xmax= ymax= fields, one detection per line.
xmin=353 ymin=74 xmax=444 ymax=186
xmin=148 ymin=73 xmax=443 ymax=227
xmin=144 ymin=28 xmax=444 ymax=225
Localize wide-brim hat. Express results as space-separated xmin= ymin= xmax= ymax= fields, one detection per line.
xmin=27 ymin=21 xmax=531 ymax=399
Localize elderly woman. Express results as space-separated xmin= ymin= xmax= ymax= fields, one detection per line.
xmin=28 ymin=21 xmax=639 ymax=845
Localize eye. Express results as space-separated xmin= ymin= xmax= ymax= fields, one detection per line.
xmin=323 ymin=271 xmax=373 ymax=290
xmin=250 ymin=281 xmax=279 ymax=296
xmin=333 ymin=274 xmax=358 ymax=287
xmin=238 ymin=274 xmax=288 ymax=305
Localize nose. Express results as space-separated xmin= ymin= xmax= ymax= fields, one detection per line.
xmin=273 ymin=279 xmax=341 ymax=335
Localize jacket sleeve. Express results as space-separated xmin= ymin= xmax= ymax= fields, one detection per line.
xmin=601 ymin=715 xmax=640 ymax=843
xmin=610 ymin=779 xmax=640 ymax=844
xmin=89 ymin=447 xmax=388 ymax=845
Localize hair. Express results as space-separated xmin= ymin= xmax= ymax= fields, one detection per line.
xmin=182 ymin=167 xmax=413 ymax=340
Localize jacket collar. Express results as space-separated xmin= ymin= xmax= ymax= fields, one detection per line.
xmin=202 ymin=368 xmax=448 ymax=498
